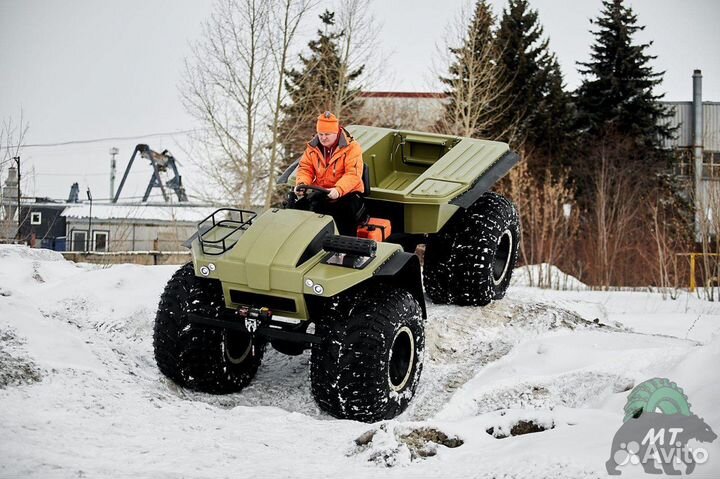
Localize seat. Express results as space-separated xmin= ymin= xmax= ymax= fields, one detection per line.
xmin=361 ymin=163 xmax=371 ymax=196
xmin=352 ymin=163 xmax=371 ymax=226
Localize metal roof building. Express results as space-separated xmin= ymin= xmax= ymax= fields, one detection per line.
xmin=662 ymin=101 xmax=720 ymax=151
xmin=60 ymin=203 xmax=216 ymax=252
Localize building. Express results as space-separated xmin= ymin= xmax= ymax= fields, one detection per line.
xmin=663 ymin=72 xmax=719 ymax=177
xmin=19 ymin=200 xmax=68 ymax=251
xmin=61 ymin=203 xmax=216 ymax=252
xmin=662 ymin=70 xmax=719 ymax=239
xmin=358 ymin=92 xmax=447 ymax=131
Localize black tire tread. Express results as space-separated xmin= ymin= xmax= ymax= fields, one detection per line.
xmin=423 ymin=192 xmax=520 ymax=306
xmin=310 ymin=286 xmax=424 ymax=422
xmin=153 ymin=263 xmax=264 ymax=394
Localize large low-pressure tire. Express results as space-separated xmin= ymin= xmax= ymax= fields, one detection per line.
xmin=153 ymin=263 xmax=264 ymax=394
xmin=310 ymin=286 xmax=425 ymax=423
xmin=423 ymin=191 xmax=520 ymax=306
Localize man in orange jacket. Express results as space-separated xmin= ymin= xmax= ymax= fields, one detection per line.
xmin=292 ymin=111 xmax=365 ymax=235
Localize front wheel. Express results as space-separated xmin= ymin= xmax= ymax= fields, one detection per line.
xmin=423 ymin=192 xmax=520 ymax=306
xmin=310 ymin=286 xmax=425 ymax=422
xmin=153 ymin=263 xmax=265 ymax=393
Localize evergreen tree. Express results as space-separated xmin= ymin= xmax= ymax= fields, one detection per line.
xmin=280 ymin=10 xmax=364 ymax=163
xmin=575 ymin=0 xmax=673 ymax=147
xmin=438 ymin=0 xmax=508 ymax=139
xmin=494 ymin=0 xmax=575 ymax=165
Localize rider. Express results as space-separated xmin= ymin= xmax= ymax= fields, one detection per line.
xmin=293 ymin=111 xmax=365 ymax=236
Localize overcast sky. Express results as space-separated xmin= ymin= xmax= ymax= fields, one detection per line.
xmin=1 ymin=0 xmax=718 ymax=200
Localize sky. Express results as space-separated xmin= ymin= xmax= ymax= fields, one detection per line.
xmin=1 ymin=0 xmax=719 ymax=201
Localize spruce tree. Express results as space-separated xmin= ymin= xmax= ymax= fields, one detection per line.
xmin=494 ymin=0 xmax=574 ymax=165
xmin=575 ymin=0 xmax=673 ymax=147
xmin=280 ymin=10 xmax=364 ymax=163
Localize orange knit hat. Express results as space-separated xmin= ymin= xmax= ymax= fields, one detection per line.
xmin=316 ymin=111 xmax=339 ymax=134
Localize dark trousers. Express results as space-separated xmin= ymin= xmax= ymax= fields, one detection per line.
xmin=293 ymin=193 xmax=365 ymax=236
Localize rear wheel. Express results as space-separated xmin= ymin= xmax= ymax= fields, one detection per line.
xmin=423 ymin=192 xmax=520 ymax=306
xmin=310 ymin=286 xmax=424 ymax=422
xmin=153 ymin=263 xmax=264 ymax=393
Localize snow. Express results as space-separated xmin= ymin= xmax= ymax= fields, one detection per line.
xmin=512 ymin=263 xmax=587 ymax=290
xmin=1 ymin=245 xmax=720 ymax=478
xmin=61 ymin=203 xmax=218 ymax=222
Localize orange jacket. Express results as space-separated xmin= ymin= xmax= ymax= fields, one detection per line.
xmin=296 ymin=129 xmax=364 ymax=197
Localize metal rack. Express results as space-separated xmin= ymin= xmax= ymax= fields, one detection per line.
xmin=198 ymin=208 xmax=256 ymax=255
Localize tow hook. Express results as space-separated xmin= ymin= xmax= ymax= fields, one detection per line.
xmin=236 ymin=306 xmax=272 ymax=333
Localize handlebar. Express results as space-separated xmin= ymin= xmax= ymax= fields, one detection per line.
xmin=295 ymin=184 xmax=330 ymax=194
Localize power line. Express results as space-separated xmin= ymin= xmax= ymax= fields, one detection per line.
xmin=34 ymin=172 xmax=114 ymax=177
xmin=0 ymin=128 xmax=203 ymax=150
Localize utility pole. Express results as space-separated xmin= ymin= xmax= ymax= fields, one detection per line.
xmin=692 ymin=69 xmax=704 ymax=243
xmin=109 ymin=147 xmax=118 ymax=199
xmin=12 ymin=156 xmax=20 ymax=241
xmin=86 ymin=187 xmax=93 ymax=251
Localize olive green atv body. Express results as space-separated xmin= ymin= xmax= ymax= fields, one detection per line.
xmin=153 ymin=126 xmax=520 ymax=422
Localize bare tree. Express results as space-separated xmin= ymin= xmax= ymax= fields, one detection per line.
xmin=182 ymin=0 xmax=318 ymax=209
xmin=500 ymin=156 xmax=579 ymax=289
xmin=695 ymin=168 xmax=720 ymax=300
xmin=648 ymin=198 xmax=685 ymax=299
xmin=0 ymin=112 xmax=29 ymax=239
xmin=584 ymin=136 xmax=643 ymax=288
xmin=263 ymin=0 xmax=316 ymax=208
xmin=0 ymin=112 xmax=29 ymax=179
xmin=181 ymin=0 xmax=274 ymax=209
xmin=435 ymin=1 xmax=514 ymax=139
xmin=333 ymin=0 xmax=379 ymax=120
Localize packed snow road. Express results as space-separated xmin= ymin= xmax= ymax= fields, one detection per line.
xmin=1 ymin=245 xmax=719 ymax=478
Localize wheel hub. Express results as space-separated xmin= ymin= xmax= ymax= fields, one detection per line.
xmin=224 ymin=330 xmax=253 ymax=364
xmin=493 ymin=229 xmax=513 ymax=285
xmin=389 ymin=326 xmax=415 ymax=392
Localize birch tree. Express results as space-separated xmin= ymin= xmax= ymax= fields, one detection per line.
xmin=264 ymin=0 xmax=316 ymax=208
xmin=181 ymin=0 xmax=313 ymax=209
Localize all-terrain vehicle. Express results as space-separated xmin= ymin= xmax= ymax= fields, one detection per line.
xmin=153 ymin=126 xmax=520 ymax=422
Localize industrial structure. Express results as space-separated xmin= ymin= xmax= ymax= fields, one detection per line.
xmin=1 ymin=144 xmax=202 ymax=254
xmin=0 ymin=165 xmax=21 ymax=240
xmin=112 ymin=144 xmax=188 ymax=203
xmin=662 ymin=70 xmax=719 ymax=239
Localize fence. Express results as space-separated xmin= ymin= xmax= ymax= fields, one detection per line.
xmin=61 ymin=250 xmax=191 ymax=266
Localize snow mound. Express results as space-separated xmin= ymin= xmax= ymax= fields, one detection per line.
xmin=0 ymin=327 xmax=42 ymax=388
xmin=0 ymin=244 xmax=65 ymax=262
xmin=407 ymin=299 xmax=614 ymax=420
xmin=512 ymin=263 xmax=587 ymax=290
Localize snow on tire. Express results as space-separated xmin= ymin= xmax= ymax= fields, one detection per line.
xmin=310 ymin=286 xmax=424 ymax=423
xmin=423 ymin=192 xmax=520 ymax=306
xmin=153 ymin=263 xmax=264 ymax=394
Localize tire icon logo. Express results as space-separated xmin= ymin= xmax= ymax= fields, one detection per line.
xmin=605 ymin=378 xmax=717 ymax=475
